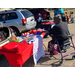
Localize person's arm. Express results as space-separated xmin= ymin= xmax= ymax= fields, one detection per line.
xmin=39 ymin=30 xmax=49 ymax=35
xmin=39 ymin=26 xmax=56 ymax=36
xmin=49 ymin=25 xmax=62 ymax=37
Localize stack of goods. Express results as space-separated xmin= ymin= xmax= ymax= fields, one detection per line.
xmin=21 ymin=28 xmax=45 ymax=44
xmin=7 ymin=36 xmax=23 ymax=43
xmin=28 ymin=28 xmax=44 ymax=35
xmin=7 ymin=28 xmax=45 ymax=44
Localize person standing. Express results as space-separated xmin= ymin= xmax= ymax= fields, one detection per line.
xmin=69 ymin=11 xmax=72 ymax=22
xmin=47 ymin=12 xmax=52 ymax=20
xmin=61 ymin=13 xmax=66 ymax=22
xmin=59 ymin=8 xmax=64 ymax=15
xmin=65 ymin=12 xmax=69 ymax=23
xmin=54 ymin=8 xmax=59 ymax=16
xmin=71 ymin=12 xmax=74 ymax=23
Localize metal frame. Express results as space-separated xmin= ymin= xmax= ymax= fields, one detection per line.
xmin=51 ymin=35 xmax=75 ymax=65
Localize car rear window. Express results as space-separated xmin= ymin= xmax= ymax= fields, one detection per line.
xmin=21 ymin=10 xmax=33 ymax=18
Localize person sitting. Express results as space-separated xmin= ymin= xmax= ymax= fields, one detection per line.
xmin=37 ymin=13 xmax=43 ymax=24
xmin=37 ymin=13 xmax=52 ymax=25
xmin=40 ymin=14 xmax=70 ymax=52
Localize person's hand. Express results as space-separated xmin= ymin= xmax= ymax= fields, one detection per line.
xmin=39 ymin=30 xmax=49 ymax=35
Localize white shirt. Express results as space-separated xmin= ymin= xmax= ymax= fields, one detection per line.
xmin=71 ymin=14 xmax=74 ymax=18
xmin=37 ymin=17 xmax=43 ymax=22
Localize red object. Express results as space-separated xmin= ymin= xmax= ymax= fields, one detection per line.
xmin=41 ymin=21 xmax=53 ymax=25
xmin=51 ymin=47 xmax=58 ymax=55
xmin=10 ymin=28 xmax=13 ymax=33
xmin=0 ymin=42 xmax=33 ymax=67
xmin=28 ymin=29 xmax=45 ymax=34
xmin=42 ymin=33 xmax=46 ymax=38
xmin=28 ymin=30 xmax=33 ymax=34
xmin=28 ymin=29 xmax=37 ymax=34
xmin=37 ymin=29 xmax=44 ymax=33
xmin=0 ymin=47 xmax=2 ymax=49
xmin=2 ymin=41 xmax=28 ymax=53
xmin=32 ymin=29 xmax=37 ymax=34
xmin=22 ymin=19 xmax=27 ymax=24
xmin=2 ymin=42 xmax=19 ymax=53
xmin=0 ymin=31 xmax=46 ymax=67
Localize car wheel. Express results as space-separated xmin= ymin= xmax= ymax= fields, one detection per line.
xmin=11 ymin=27 xmax=20 ymax=36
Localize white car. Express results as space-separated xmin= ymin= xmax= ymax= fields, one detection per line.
xmin=0 ymin=9 xmax=36 ymax=36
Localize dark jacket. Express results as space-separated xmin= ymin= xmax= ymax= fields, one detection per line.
xmin=49 ymin=22 xmax=70 ymax=44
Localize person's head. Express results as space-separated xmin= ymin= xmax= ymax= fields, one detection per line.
xmin=38 ymin=13 xmax=42 ymax=17
xmin=65 ymin=12 xmax=67 ymax=14
xmin=56 ymin=8 xmax=59 ymax=11
xmin=71 ymin=12 xmax=73 ymax=14
xmin=54 ymin=14 xmax=62 ymax=25
xmin=70 ymin=11 xmax=72 ymax=14
xmin=54 ymin=8 xmax=58 ymax=11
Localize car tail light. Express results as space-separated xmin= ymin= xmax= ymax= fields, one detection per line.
xmin=22 ymin=19 xmax=27 ymax=25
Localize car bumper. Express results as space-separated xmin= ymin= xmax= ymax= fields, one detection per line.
xmin=26 ymin=21 xmax=36 ymax=30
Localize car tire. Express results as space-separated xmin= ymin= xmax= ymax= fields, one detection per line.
xmin=11 ymin=27 xmax=20 ymax=36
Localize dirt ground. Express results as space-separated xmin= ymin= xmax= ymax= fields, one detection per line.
xmin=0 ymin=22 xmax=75 ymax=67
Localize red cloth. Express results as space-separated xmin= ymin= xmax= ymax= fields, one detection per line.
xmin=41 ymin=21 xmax=53 ymax=25
xmin=2 ymin=42 xmax=19 ymax=53
xmin=42 ymin=33 xmax=46 ymax=38
xmin=0 ymin=42 xmax=33 ymax=67
xmin=2 ymin=41 xmax=28 ymax=53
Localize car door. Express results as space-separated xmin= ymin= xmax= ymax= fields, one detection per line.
xmin=0 ymin=13 xmax=6 ymax=24
xmin=3 ymin=12 xmax=19 ymax=26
